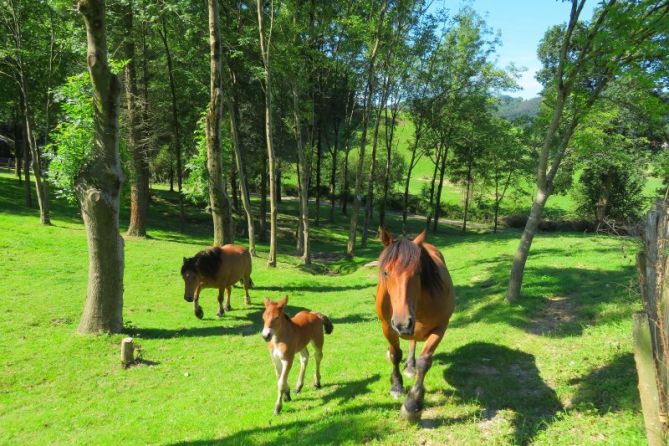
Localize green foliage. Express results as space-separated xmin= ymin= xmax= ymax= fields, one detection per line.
xmin=183 ymin=113 xmax=209 ymax=205
xmin=45 ymin=72 xmax=93 ymax=203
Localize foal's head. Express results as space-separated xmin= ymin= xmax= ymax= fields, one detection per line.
xmin=379 ymin=229 xmax=431 ymax=337
xmin=261 ymin=296 xmax=288 ymax=341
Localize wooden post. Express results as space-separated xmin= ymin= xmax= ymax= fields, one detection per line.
xmin=634 ymin=312 xmax=666 ymax=446
xmin=121 ymin=337 xmax=134 ymax=368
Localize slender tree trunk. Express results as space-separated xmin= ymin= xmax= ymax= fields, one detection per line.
xmin=260 ymin=153 xmax=268 ymax=240
xmin=432 ymin=141 xmax=449 ymax=233
xmin=462 ymin=156 xmax=473 ymax=233
xmin=346 ymin=0 xmax=388 ymax=256
xmin=315 ymin=126 xmax=322 ymax=226
xmin=425 ymin=143 xmax=441 ymax=230
xmin=20 ymin=122 xmax=31 ymax=208
xmin=342 ymin=142 xmax=350 ymax=215
xmin=77 ymin=0 xmax=124 ymax=333
xmin=227 ymin=80 xmax=256 ymax=255
xmin=125 ymin=4 xmax=150 ymax=237
xmin=230 ymin=159 xmax=240 ymax=212
xmin=256 ymin=0 xmax=278 ymax=266
xmin=329 ymin=119 xmax=339 ymax=223
xmin=402 ymin=121 xmax=422 ymax=234
xmin=8 ymin=0 xmax=50 ymax=224
xmin=206 ymin=0 xmax=233 ymax=246
xmin=379 ymin=100 xmax=399 ymax=228
xmin=159 ymin=16 xmax=185 ymax=230
xmin=361 ymin=101 xmax=385 ymax=247
xmin=292 ymin=82 xmax=311 ymax=264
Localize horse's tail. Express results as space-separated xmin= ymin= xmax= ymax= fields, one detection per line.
xmin=317 ymin=313 xmax=333 ymax=335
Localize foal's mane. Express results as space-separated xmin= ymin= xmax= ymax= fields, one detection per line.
xmin=379 ymin=238 xmax=444 ymax=294
xmin=181 ymin=247 xmax=222 ymax=279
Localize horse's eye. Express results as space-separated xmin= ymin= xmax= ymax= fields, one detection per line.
xmin=383 ymin=270 xmax=389 ymax=277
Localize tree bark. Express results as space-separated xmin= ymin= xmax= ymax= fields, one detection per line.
xmin=425 ymin=142 xmax=441 ymax=230
xmin=315 ymin=125 xmax=322 ymax=226
xmin=402 ymin=120 xmax=422 ymax=234
xmin=432 ymin=140 xmax=449 ymax=233
xmin=292 ymin=82 xmax=311 ymax=264
xmin=256 ymin=0 xmax=278 ymax=267
xmin=124 ymin=3 xmax=150 ymax=237
xmin=206 ymin=0 xmax=233 ymax=246
xmin=20 ymin=121 xmax=31 ymax=208
xmin=77 ymin=0 xmax=125 ymax=334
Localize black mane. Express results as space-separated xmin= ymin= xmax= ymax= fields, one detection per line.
xmin=181 ymin=247 xmax=222 ymax=279
xmin=379 ymin=238 xmax=444 ymax=294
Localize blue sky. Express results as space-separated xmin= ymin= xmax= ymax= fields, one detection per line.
xmin=433 ymin=0 xmax=597 ymax=99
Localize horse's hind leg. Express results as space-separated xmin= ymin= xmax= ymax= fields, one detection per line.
xmin=243 ymin=274 xmax=252 ymax=305
xmin=216 ymin=288 xmax=225 ymax=318
xmin=295 ymin=349 xmax=309 ymax=393
xmin=223 ymin=286 xmax=232 ymax=312
xmin=401 ymin=329 xmax=445 ymax=423
xmin=404 ymin=340 xmax=416 ymax=378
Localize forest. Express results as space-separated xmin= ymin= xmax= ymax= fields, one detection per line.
xmin=1 ymin=0 xmax=669 ymax=444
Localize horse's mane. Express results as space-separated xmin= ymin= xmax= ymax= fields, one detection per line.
xmin=181 ymin=247 xmax=222 ymax=279
xmin=379 ymin=238 xmax=444 ymax=295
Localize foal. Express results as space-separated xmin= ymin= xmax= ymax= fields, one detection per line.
xmin=261 ymin=296 xmax=333 ymax=415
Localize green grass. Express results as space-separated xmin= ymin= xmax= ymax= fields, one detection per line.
xmin=0 ymin=171 xmax=647 ymax=445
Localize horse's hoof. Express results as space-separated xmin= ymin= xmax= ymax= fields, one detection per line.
xmin=313 ymin=382 xmax=321 ymax=389
xmin=295 ymin=385 xmax=303 ymax=394
xmin=400 ymin=402 xmax=422 ymax=423
xmin=223 ymin=305 xmax=232 ymax=312
xmin=390 ymin=387 xmax=405 ymax=400
xmin=244 ymin=299 xmax=251 ymax=306
xmin=194 ymin=307 xmax=204 ymax=319
xmin=216 ymin=310 xmax=224 ymax=318
xmin=404 ymin=366 xmax=416 ymax=379
xmin=273 ymin=408 xmax=281 ymax=416
xmin=284 ymin=391 xmax=291 ymax=402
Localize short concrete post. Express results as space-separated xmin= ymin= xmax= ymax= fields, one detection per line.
xmin=121 ymin=337 xmax=134 ymax=368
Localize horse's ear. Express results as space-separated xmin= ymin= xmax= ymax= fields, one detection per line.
xmin=263 ymin=297 xmax=270 ymax=307
xmin=380 ymin=228 xmax=394 ymax=246
xmin=413 ymin=229 xmax=427 ymax=246
xmin=278 ymin=295 xmax=288 ymax=309
xmin=183 ymin=257 xmax=187 ymax=264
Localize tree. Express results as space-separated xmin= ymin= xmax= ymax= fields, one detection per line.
xmin=124 ymin=1 xmax=150 ymax=237
xmin=77 ymin=0 xmax=125 ymax=333
xmin=206 ymin=0 xmax=233 ymax=246
xmin=507 ymin=0 xmax=669 ymax=301
xmin=256 ymin=0 xmax=278 ymax=266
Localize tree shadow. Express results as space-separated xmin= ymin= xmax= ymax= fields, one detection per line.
xmin=438 ymin=342 xmax=562 ymax=446
xmin=569 ymin=353 xmax=640 ymax=414
xmin=254 ymin=283 xmax=373 ymax=292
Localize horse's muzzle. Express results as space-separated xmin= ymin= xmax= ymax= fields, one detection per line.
xmin=184 ymin=295 xmax=194 ymax=303
xmin=261 ymin=328 xmax=272 ymax=342
xmin=391 ymin=317 xmax=415 ymax=337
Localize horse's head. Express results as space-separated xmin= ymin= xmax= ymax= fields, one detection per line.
xmin=261 ymin=296 xmax=288 ymax=341
xmin=181 ymin=256 xmax=199 ymax=302
xmin=379 ymin=229 xmax=428 ymax=337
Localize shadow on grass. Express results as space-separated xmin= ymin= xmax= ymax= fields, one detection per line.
xmin=569 ymin=353 xmax=640 ymax=413
xmin=254 ymin=283 xmax=373 ymax=292
xmin=438 ymin=342 xmax=562 ymax=446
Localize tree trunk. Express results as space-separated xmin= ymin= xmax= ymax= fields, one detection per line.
xmin=402 ymin=121 xmax=422 ymax=234
xmin=346 ymin=0 xmax=388 ymax=256
xmin=425 ymin=143 xmax=441 ymax=230
xmin=292 ymin=82 xmax=311 ymax=264
xmin=159 ymin=16 xmax=185 ymax=231
xmin=77 ymin=0 xmax=125 ymax=334
xmin=125 ymin=3 xmax=150 ymax=237
xmin=20 ymin=122 xmax=31 ymax=208
xmin=260 ymin=153 xmax=268 ymax=240
xmin=206 ymin=0 xmax=233 ymax=246
xmin=315 ymin=126 xmax=322 ymax=226
xmin=256 ymin=0 xmax=278 ymax=267
xmin=432 ymin=142 xmax=449 ymax=233
xmin=341 ymin=143 xmax=350 ymax=215
xmin=462 ymin=156 xmax=473 ymax=233
xmin=230 ymin=158 xmax=240 ymax=212
xmin=227 ymin=79 xmax=256 ymax=255
xmin=329 ymin=118 xmax=339 ymax=223
xmin=380 ymin=101 xmax=398 ymax=229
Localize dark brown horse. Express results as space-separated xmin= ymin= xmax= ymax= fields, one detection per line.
xmin=375 ymin=229 xmax=455 ymax=422
xmin=181 ymin=244 xmax=253 ymax=319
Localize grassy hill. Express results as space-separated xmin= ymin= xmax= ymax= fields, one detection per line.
xmin=0 ymin=171 xmax=646 ymax=445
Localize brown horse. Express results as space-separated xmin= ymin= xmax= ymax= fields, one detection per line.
xmin=181 ymin=244 xmax=253 ymax=319
xmin=261 ymin=296 xmax=333 ymax=415
xmin=376 ymin=228 xmax=455 ymax=422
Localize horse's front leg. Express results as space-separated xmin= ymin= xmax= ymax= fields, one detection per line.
xmin=274 ymin=356 xmax=294 ymax=415
xmin=382 ymin=322 xmax=404 ymax=399
xmin=401 ymin=330 xmax=445 ymax=423
xmin=193 ymin=286 xmax=204 ymax=319
xmin=404 ymin=340 xmax=416 ymax=378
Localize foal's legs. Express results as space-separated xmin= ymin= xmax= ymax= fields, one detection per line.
xmin=216 ymin=288 xmax=225 ymax=318
xmin=404 ymin=340 xmax=417 ymax=378
xmin=223 ymin=286 xmax=232 ymax=312
xmin=311 ymin=334 xmax=324 ymax=389
xmin=295 ymin=349 xmax=309 ymax=393
xmin=382 ymin=323 xmax=404 ymax=399
xmin=401 ymin=329 xmax=445 ymax=422
xmin=274 ymin=356 xmax=294 ymax=415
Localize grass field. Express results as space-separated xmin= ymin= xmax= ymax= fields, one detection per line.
xmin=0 ymin=171 xmax=647 ymax=445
